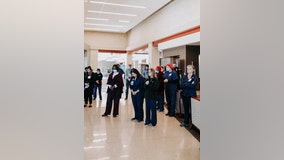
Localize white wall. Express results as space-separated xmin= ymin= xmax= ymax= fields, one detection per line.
xmin=0 ymin=0 xmax=83 ymax=159
xmin=127 ymin=0 xmax=200 ymax=50
xmin=84 ymin=31 xmax=127 ymax=50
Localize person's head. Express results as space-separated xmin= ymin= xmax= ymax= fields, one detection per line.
xmin=86 ymin=66 xmax=92 ymax=73
xmin=130 ymin=68 xmax=141 ymax=78
xmin=145 ymin=65 xmax=149 ymax=69
xmin=173 ymin=63 xmax=177 ymax=68
xmin=112 ymin=64 xmax=119 ymax=74
xmin=165 ymin=63 xmax=174 ymax=72
xmin=148 ymin=68 xmax=156 ymax=78
xmin=128 ymin=64 xmax=132 ymax=68
xmin=96 ymin=68 xmax=101 ymax=73
xmin=187 ymin=65 xmax=195 ymax=75
xmin=156 ymin=66 xmax=162 ymax=73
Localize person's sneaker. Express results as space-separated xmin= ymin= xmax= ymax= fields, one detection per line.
xmin=101 ymin=114 xmax=108 ymax=117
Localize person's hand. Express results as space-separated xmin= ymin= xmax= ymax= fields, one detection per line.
xmin=164 ymin=79 xmax=168 ymax=83
xmin=96 ymin=80 xmax=99 ymax=84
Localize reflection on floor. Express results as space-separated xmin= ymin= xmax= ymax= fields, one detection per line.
xmin=84 ymin=80 xmax=200 ymax=160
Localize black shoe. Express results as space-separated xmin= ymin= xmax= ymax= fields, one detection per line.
xmin=159 ymin=110 xmax=164 ymax=112
xmin=180 ymin=123 xmax=190 ymax=127
xmin=137 ymin=119 xmax=143 ymax=122
xmin=125 ymin=98 xmax=127 ymax=100
xmin=144 ymin=123 xmax=150 ymax=126
xmin=100 ymin=98 xmax=102 ymax=100
xmin=165 ymin=113 xmax=170 ymax=116
xmin=84 ymin=104 xmax=87 ymax=107
xmin=113 ymin=115 xmax=117 ymax=117
xmin=169 ymin=114 xmax=175 ymax=117
xmin=101 ymin=114 xmax=108 ymax=117
xmin=89 ymin=105 xmax=92 ymax=108
xmin=131 ymin=117 xmax=136 ymax=121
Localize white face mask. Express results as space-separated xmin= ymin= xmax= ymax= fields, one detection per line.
xmin=112 ymin=69 xmax=117 ymax=73
xmin=155 ymin=70 xmax=159 ymax=73
xmin=97 ymin=71 xmax=100 ymax=74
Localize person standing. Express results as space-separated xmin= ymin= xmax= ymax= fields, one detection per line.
xmin=144 ymin=68 xmax=159 ymax=126
xmin=180 ymin=65 xmax=198 ymax=128
xmin=102 ymin=65 xmax=124 ymax=117
xmin=129 ymin=68 xmax=144 ymax=122
xmin=84 ymin=66 xmax=95 ymax=108
xmin=124 ymin=64 xmax=132 ymax=100
xmin=142 ymin=64 xmax=149 ymax=79
xmin=93 ymin=68 xmax=103 ymax=100
xmin=155 ymin=66 xmax=164 ymax=112
xmin=163 ymin=63 xmax=179 ymax=117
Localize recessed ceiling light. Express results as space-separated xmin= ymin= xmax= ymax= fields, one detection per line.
xmin=119 ymin=20 xmax=130 ymax=23
xmin=85 ymin=23 xmax=124 ymax=28
xmin=88 ymin=10 xmax=137 ymax=17
xmin=89 ymin=1 xmax=146 ymax=9
xmin=86 ymin=17 xmax=109 ymax=21
xmin=84 ymin=27 xmax=121 ymax=32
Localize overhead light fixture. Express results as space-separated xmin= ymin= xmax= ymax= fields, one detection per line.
xmin=119 ymin=20 xmax=130 ymax=23
xmin=89 ymin=1 xmax=146 ymax=9
xmin=88 ymin=10 xmax=137 ymax=17
xmin=85 ymin=23 xmax=124 ymax=28
xmin=84 ymin=27 xmax=121 ymax=32
xmin=86 ymin=17 xmax=109 ymax=21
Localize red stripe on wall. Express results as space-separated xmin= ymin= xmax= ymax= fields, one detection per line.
xmin=98 ymin=49 xmax=127 ymax=54
xmin=152 ymin=26 xmax=200 ymax=47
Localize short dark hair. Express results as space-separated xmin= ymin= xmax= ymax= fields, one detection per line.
xmin=112 ymin=64 xmax=119 ymax=70
xmin=85 ymin=66 xmax=92 ymax=71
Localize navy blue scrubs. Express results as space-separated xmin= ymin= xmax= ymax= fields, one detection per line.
xmin=163 ymin=70 xmax=178 ymax=116
xmin=130 ymin=76 xmax=144 ymax=121
xmin=180 ymin=74 xmax=198 ymax=125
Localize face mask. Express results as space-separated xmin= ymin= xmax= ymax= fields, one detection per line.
xmin=97 ymin=71 xmax=100 ymax=74
xmin=155 ymin=70 xmax=159 ymax=73
xmin=166 ymin=67 xmax=170 ymax=71
xmin=112 ymin=69 xmax=117 ymax=73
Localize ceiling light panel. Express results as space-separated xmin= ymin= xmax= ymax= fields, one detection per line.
xmin=84 ymin=0 xmax=173 ymax=33
xmin=85 ymin=23 xmax=124 ymax=28
xmin=88 ymin=10 xmax=137 ymax=17
xmin=89 ymin=1 xmax=146 ymax=9
xmin=86 ymin=17 xmax=109 ymax=21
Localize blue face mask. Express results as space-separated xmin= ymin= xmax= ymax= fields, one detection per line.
xmin=166 ymin=67 xmax=170 ymax=71
xmin=112 ymin=69 xmax=117 ymax=73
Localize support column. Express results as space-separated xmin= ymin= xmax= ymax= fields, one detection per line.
xmin=126 ymin=52 xmax=133 ymax=67
xmin=89 ymin=49 xmax=98 ymax=70
xmin=148 ymin=42 xmax=160 ymax=68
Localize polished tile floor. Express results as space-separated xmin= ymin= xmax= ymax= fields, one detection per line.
xmin=84 ymin=79 xmax=200 ymax=160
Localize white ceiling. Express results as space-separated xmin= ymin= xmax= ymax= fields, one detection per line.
xmin=84 ymin=0 xmax=173 ymax=33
